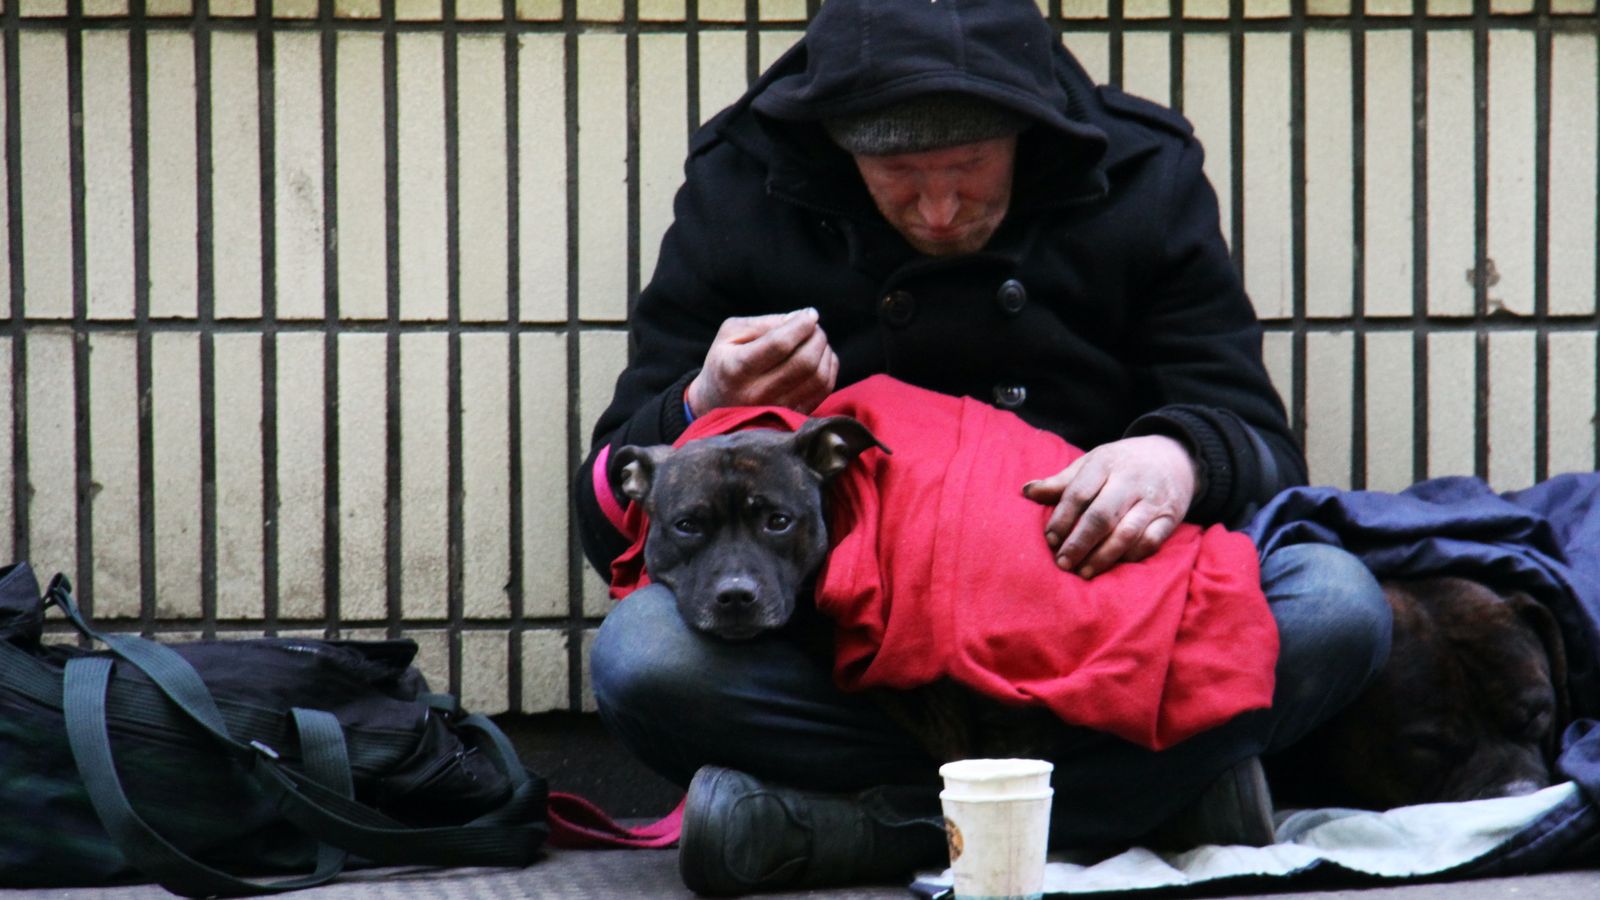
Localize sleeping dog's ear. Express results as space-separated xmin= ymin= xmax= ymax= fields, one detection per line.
xmin=609 ymin=444 xmax=674 ymax=504
xmin=792 ymin=416 xmax=889 ymax=481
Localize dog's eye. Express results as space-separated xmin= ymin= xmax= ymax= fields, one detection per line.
xmin=765 ymin=513 xmax=794 ymax=533
xmin=673 ymin=517 xmax=703 ymax=536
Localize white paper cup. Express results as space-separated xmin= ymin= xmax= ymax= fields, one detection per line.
xmin=939 ymin=758 xmax=1054 ymax=900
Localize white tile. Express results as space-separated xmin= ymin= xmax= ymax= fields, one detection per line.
xmin=579 ymin=626 xmax=598 ymax=711
xmin=1489 ymin=0 xmax=1535 ymax=11
xmin=83 ymin=32 xmax=136 ymax=321
xmin=518 ymin=34 xmax=568 ymax=324
xmin=1305 ymin=331 xmax=1355 ymax=489
xmin=1547 ymin=333 xmax=1597 ymax=475
xmin=698 ymin=0 xmax=744 ymax=21
xmin=1426 ymin=31 xmax=1476 ymax=317
xmin=698 ymin=31 xmax=747 ymax=127
xmin=1308 ymin=0 xmax=1352 ymax=13
xmin=457 ymin=0 xmax=503 ymax=20
xmin=209 ymin=0 xmax=254 ymax=16
xmin=1263 ymin=332 xmax=1294 ymax=426
xmin=758 ymin=30 xmax=801 ymax=73
xmin=20 ymin=34 xmax=72 ymax=320
xmin=461 ymin=334 xmax=511 ymax=619
xmin=580 ymin=330 xmax=627 ymax=618
xmin=1553 ymin=0 xmax=1598 ymax=12
xmin=214 ymin=334 xmax=265 ymax=620
xmin=460 ymin=630 xmax=509 ymax=714
xmin=1363 ymin=332 xmax=1416 ymax=492
xmin=1486 ymin=30 xmax=1536 ymax=318
xmin=577 ymin=33 xmax=629 ymax=322
xmin=275 ymin=333 xmax=327 ymax=620
xmin=1362 ymin=31 xmax=1415 ymax=319
xmin=275 ymin=0 xmax=319 ymax=17
xmin=402 ymin=628 xmax=452 ymax=695
xmin=1426 ymin=332 xmax=1477 ymax=478
xmin=639 ymin=34 xmax=688 ymax=301
xmin=396 ymin=0 xmax=443 ymax=19
xmin=152 ymin=332 xmax=202 ymax=619
xmin=520 ymin=332 xmax=567 ymax=618
xmin=146 ymin=0 xmax=193 ymax=14
xmin=1063 ymin=32 xmax=1110 ymax=87
xmin=1549 ymin=35 xmax=1597 ymax=317
xmin=1428 ymin=0 xmax=1473 ymax=13
xmin=1184 ymin=34 xmax=1232 ymax=254
xmin=84 ymin=0 xmax=131 ymax=13
xmin=148 ymin=32 xmax=199 ymax=319
xmin=336 ymin=33 xmax=388 ymax=321
xmin=520 ymin=628 xmax=569 ymax=712
xmin=458 ymin=36 xmax=510 ymax=323
xmin=1061 ymin=0 xmax=1109 ymax=16
xmin=274 ymin=33 xmax=327 ymax=321
xmin=1486 ymin=332 xmax=1536 ymax=490
xmin=1183 ymin=0 xmax=1231 ymax=16
xmin=398 ymin=34 xmax=448 ymax=321
xmin=1243 ymin=33 xmax=1293 ymax=320
xmin=1366 ymin=0 xmax=1414 ymax=13
xmin=639 ymin=0 xmax=685 ymax=20
xmin=1121 ymin=32 xmax=1170 ymax=106
xmin=1125 ymin=0 xmax=1171 ymax=18
xmin=758 ymin=0 xmax=805 ymax=20
xmin=89 ymin=333 xmax=141 ymax=618
xmin=577 ymin=0 xmax=622 ymax=20
xmin=338 ymin=334 xmax=388 ymax=622
xmin=1246 ymin=0 xmax=1291 ymax=15
xmin=211 ymin=33 xmax=263 ymax=320
xmin=400 ymin=333 xmax=449 ymax=618
xmin=1305 ymin=32 xmax=1353 ymax=320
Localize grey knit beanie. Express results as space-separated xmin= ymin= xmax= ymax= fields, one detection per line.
xmin=823 ymin=92 xmax=1031 ymax=156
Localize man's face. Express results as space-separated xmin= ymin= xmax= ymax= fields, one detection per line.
xmin=851 ymin=135 xmax=1018 ymax=257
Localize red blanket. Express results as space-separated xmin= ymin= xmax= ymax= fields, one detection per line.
xmin=610 ymin=376 xmax=1277 ymax=750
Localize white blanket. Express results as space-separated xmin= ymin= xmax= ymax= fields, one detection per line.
xmin=917 ymin=782 xmax=1579 ymax=896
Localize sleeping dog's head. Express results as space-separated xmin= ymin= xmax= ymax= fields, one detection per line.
xmin=609 ymin=417 xmax=883 ymax=640
xmin=1292 ymin=576 xmax=1569 ymax=809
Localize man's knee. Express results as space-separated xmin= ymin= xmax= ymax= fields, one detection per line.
xmin=591 ymin=585 xmax=710 ymax=716
xmin=1262 ymin=542 xmax=1393 ymax=703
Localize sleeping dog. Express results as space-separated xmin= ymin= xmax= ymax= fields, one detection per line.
xmin=1270 ymin=576 xmax=1569 ymax=810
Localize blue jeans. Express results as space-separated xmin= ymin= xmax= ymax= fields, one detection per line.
xmin=591 ymin=542 xmax=1391 ymax=846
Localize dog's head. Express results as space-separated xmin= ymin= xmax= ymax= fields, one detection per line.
xmin=1312 ymin=576 xmax=1568 ymax=809
xmin=609 ymin=416 xmax=884 ymax=640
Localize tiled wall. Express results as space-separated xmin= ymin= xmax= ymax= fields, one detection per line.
xmin=5 ymin=1 xmax=1597 ymax=713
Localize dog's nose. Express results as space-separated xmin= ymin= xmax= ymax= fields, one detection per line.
xmin=716 ymin=586 xmax=757 ymax=608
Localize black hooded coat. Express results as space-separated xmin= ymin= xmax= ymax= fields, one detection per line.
xmin=576 ymin=0 xmax=1306 ymax=574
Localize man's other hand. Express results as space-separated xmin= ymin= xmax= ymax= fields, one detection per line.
xmin=1021 ymin=435 xmax=1198 ymax=579
xmin=686 ymin=309 xmax=839 ymax=415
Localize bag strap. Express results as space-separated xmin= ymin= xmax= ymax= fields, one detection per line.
xmin=547 ymin=792 xmax=684 ymax=849
xmin=64 ymin=657 xmax=352 ymax=898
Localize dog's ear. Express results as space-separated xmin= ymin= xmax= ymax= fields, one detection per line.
xmin=1506 ymin=590 xmax=1571 ymax=743
xmin=609 ymin=444 xmax=674 ymax=504
xmin=792 ymin=416 xmax=889 ymax=481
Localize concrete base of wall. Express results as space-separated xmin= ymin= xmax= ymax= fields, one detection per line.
xmin=494 ymin=712 xmax=684 ymax=819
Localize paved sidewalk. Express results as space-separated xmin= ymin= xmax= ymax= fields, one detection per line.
xmin=10 ymin=853 xmax=1599 ymax=899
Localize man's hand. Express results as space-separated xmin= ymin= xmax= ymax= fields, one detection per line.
xmin=686 ymin=309 xmax=839 ymax=415
xmin=1021 ymin=435 xmax=1199 ymax=579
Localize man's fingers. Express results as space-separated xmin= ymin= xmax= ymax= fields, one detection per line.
xmin=1075 ymin=507 xmax=1176 ymax=579
xmin=1039 ymin=457 xmax=1106 ymax=552
xmin=733 ymin=309 xmax=819 ymax=372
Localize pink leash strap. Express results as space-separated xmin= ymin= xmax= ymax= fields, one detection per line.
xmin=546 ymin=791 xmax=685 ymax=849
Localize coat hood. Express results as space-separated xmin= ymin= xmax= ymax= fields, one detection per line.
xmin=750 ymin=0 xmax=1105 ymax=157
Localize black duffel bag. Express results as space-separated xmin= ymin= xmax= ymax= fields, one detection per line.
xmin=0 ymin=561 xmax=548 ymax=895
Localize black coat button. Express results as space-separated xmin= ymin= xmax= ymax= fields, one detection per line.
xmin=993 ymin=384 xmax=1027 ymax=409
xmin=996 ymin=279 xmax=1027 ymax=315
xmin=880 ymin=290 xmax=916 ymax=327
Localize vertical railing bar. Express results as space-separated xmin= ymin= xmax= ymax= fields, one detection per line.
xmin=67 ymin=0 xmax=92 ymax=614
xmin=502 ymin=0 xmax=525 ymax=716
xmin=563 ymin=0 xmax=583 ymax=712
xmin=1351 ymin=3 xmax=1370 ymax=490
xmin=1411 ymin=5 xmax=1431 ymax=483
xmin=443 ymin=0 xmax=464 ymax=696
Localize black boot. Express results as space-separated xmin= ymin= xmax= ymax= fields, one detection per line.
xmin=1144 ymin=756 xmax=1276 ymax=850
xmin=678 ymin=765 xmax=947 ymax=896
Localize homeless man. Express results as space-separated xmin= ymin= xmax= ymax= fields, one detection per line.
xmin=573 ymin=0 xmax=1393 ymax=893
